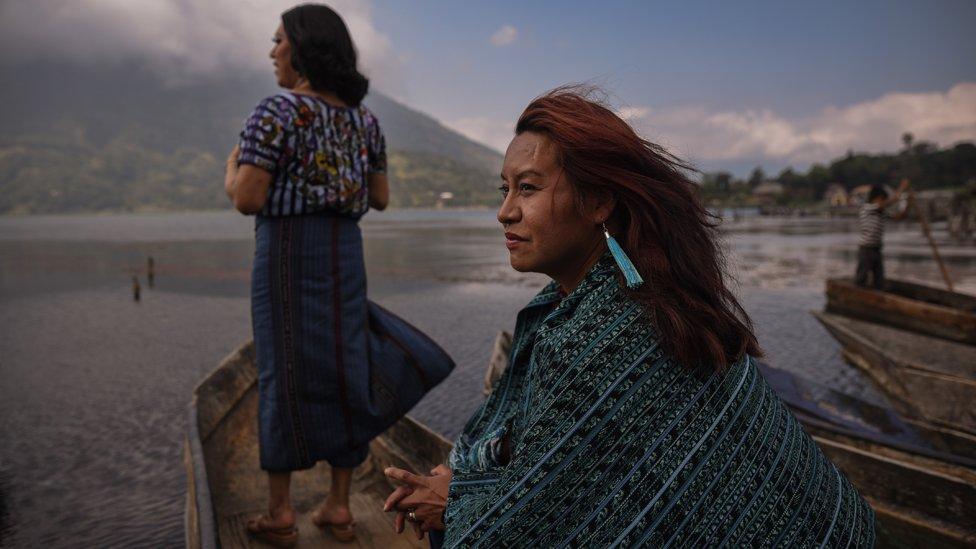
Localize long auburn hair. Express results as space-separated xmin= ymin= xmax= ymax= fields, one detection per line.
xmin=516 ymin=86 xmax=762 ymax=371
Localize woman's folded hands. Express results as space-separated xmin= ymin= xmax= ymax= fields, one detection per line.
xmin=383 ymin=464 xmax=452 ymax=540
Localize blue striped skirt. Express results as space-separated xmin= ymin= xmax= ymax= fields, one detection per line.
xmin=252 ymin=213 xmax=455 ymax=472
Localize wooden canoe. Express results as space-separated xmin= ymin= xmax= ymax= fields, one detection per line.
xmin=757 ymin=360 xmax=976 ymax=547
xmin=814 ymin=310 xmax=976 ymax=437
xmin=183 ymin=341 xmax=452 ymax=549
xmin=824 ymin=278 xmax=976 ymax=344
xmin=188 ymin=334 xmax=976 ymax=547
xmin=483 ymin=331 xmax=976 ymax=547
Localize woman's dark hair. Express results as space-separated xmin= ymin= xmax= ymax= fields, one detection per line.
xmin=281 ymin=4 xmax=369 ymax=106
xmin=516 ymin=86 xmax=762 ymax=371
xmin=868 ymin=185 xmax=889 ymax=202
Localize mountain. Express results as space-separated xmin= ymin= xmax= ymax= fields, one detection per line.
xmin=0 ymin=62 xmax=504 ymax=214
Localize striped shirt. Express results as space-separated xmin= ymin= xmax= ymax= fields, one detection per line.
xmin=237 ymin=92 xmax=386 ymax=219
xmin=858 ymin=202 xmax=887 ymax=247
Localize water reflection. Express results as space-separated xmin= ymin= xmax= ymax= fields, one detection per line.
xmin=2 ymin=211 xmax=974 ymax=298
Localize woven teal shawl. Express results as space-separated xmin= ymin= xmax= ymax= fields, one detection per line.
xmin=445 ymin=256 xmax=874 ymax=547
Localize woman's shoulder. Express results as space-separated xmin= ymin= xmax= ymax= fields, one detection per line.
xmin=356 ymin=103 xmax=383 ymax=131
xmin=249 ymin=93 xmax=301 ymax=121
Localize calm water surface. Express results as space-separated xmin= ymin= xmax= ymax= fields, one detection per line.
xmin=1 ymin=209 xmax=974 ymax=547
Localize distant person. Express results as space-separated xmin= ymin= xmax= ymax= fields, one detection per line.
xmin=147 ymin=256 xmax=155 ymax=288
xmin=223 ymin=4 xmax=454 ymax=545
xmin=131 ymin=275 xmax=140 ymax=301
xmin=383 ymin=88 xmax=873 ymax=547
xmin=856 ymin=179 xmax=910 ymax=288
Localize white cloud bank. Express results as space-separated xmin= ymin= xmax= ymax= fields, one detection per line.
xmin=627 ymin=82 xmax=976 ymax=167
xmin=616 ymin=106 xmax=651 ymax=121
xmin=0 ymin=0 xmax=400 ymax=91
xmin=489 ymin=25 xmax=518 ymax=47
xmin=448 ymin=83 xmax=976 ymax=162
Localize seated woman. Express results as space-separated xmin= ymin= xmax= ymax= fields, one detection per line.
xmin=384 ymin=87 xmax=874 ymax=547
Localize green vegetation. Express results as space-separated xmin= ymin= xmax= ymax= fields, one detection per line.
xmin=700 ymin=136 xmax=976 ymax=207
xmin=0 ymin=134 xmax=499 ymax=214
xmin=387 ymin=152 xmax=499 ymax=208
xmin=0 ymin=63 xmax=503 ymax=215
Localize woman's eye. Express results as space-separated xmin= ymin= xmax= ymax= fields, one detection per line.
xmin=518 ymin=183 xmax=536 ymax=192
xmin=498 ymin=185 xmax=509 ymax=196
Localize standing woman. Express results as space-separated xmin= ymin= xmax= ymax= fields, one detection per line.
xmin=384 ymin=88 xmax=874 ymax=547
xmin=225 ymin=4 xmax=453 ymax=546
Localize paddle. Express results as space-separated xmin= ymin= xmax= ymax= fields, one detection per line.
xmin=905 ymin=181 xmax=954 ymax=291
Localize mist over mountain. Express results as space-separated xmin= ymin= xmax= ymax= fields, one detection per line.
xmin=0 ymin=62 xmax=504 ymax=214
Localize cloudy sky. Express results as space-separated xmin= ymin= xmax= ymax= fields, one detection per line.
xmin=2 ymin=0 xmax=974 ymax=175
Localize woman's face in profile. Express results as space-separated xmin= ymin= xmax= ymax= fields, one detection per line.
xmin=498 ymin=132 xmax=602 ymax=279
xmin=269 ymin=23 xmax=299 ymax=88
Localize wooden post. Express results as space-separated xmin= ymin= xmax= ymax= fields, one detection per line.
xmin=908 ymin=190 xmax=954 ymax=292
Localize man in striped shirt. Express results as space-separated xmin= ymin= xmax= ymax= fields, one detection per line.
xmin=856 ymin=179 xmax=910 ymax=288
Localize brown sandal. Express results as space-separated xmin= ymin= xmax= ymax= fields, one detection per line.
xmin=246 ymin=515 xmax=299 ymax=547
xmin=312 ymin=509 xmax=356 ymax=542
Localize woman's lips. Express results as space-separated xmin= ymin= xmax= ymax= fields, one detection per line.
xmin=505 ymin=232 xmax=527 ymax=250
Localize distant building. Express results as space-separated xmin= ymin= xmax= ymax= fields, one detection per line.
xmin=752 ymin=181 xmax=784 ymax=196
xmin=750 ymin=181 xmax=784 ymax=205
xmin=824 ymin=184 xmax=848 ymax=207
xmin=435 ymin=191 xmax=455 ymax=210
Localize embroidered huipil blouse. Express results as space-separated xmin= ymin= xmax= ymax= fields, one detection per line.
xmin=237 ymin=92 xmax=387 ymax=219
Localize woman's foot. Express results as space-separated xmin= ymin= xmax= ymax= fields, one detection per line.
xmin=311 ymin=500 xmax=356 ymax=542
xmin=246 ymin=509 xmax=298 ymax=547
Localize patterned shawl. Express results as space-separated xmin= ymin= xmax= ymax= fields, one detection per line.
xmin=445 ymin=255 xmax=874 ymax=547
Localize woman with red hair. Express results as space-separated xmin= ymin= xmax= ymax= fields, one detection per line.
xmin=384 ymin=87 xmax=874 ymax=547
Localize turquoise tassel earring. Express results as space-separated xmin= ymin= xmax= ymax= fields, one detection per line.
xmin=603 ymin=223 xmax=644 ymax=288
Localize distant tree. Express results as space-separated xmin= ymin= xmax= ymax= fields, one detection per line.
xmin=798 ymin=164 xmax=830 ymax=199
xmin=902 ymin=132 xmax=914 ymax=150
xmin=715 ymin=171 xmax=732 ymax=191
xmin=747 ymin=167 xmax=765 ymax=188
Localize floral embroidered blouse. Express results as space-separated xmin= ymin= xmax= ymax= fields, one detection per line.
xmin=237 ymin=92 xmax=387 ymax=218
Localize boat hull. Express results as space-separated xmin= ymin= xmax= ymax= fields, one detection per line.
xmin=824 ymin=278 xmax=976 ymax=344
xmin=814 ymin=310 xmax=976 ymax=437
xmin=184 ymin=342 xmax=450 ymax=549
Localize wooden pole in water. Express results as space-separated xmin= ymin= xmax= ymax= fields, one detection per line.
xmin=908 ymin=189 xmax=954 ymax=292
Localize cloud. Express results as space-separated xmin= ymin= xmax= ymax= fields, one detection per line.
xmin=489 ymin=25 xmax=518 ymax=47
xmin=0 ymin=0 xmax=401 ymax=92
xmin=446 ymin=116 xmax=514 ymax=153
xmin=625 ymin=82 xmax=976 ymax=169
xmin=616 ymin=106 xmax=650 ymax=121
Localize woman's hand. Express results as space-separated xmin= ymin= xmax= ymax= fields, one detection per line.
xmin=383 ymin=464 xmax=451 ymax=540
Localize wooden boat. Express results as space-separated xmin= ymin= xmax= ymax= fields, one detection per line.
xmin=819 ymin=277 xmax=976 ymax=437
xmin=483 ymin=331 xmax=976 ymax=547
xmin=188 ymin=334 xmax=976 ymax=547
xmin=824 ymin=277 xmax=976 ymax=344
xmin=183 ymin=341 xmax=451 ymax=549
xmin=758 ymin=360 xmax=976 ymax=547
xmin=814 ymin=308 xmax=976 ymax=437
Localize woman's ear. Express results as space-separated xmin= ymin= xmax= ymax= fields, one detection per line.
xmin=586 ymin=190 xmax=616 ymax=225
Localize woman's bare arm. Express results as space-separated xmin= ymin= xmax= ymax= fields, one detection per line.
xmin=225 ymin=146 xmax=273 ymax=215
xmin=368 ymin=172 xmax=389 ymax=211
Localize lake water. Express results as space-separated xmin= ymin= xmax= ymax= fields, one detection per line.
xmin=1 ymin=209 xmax=974 ymax=547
